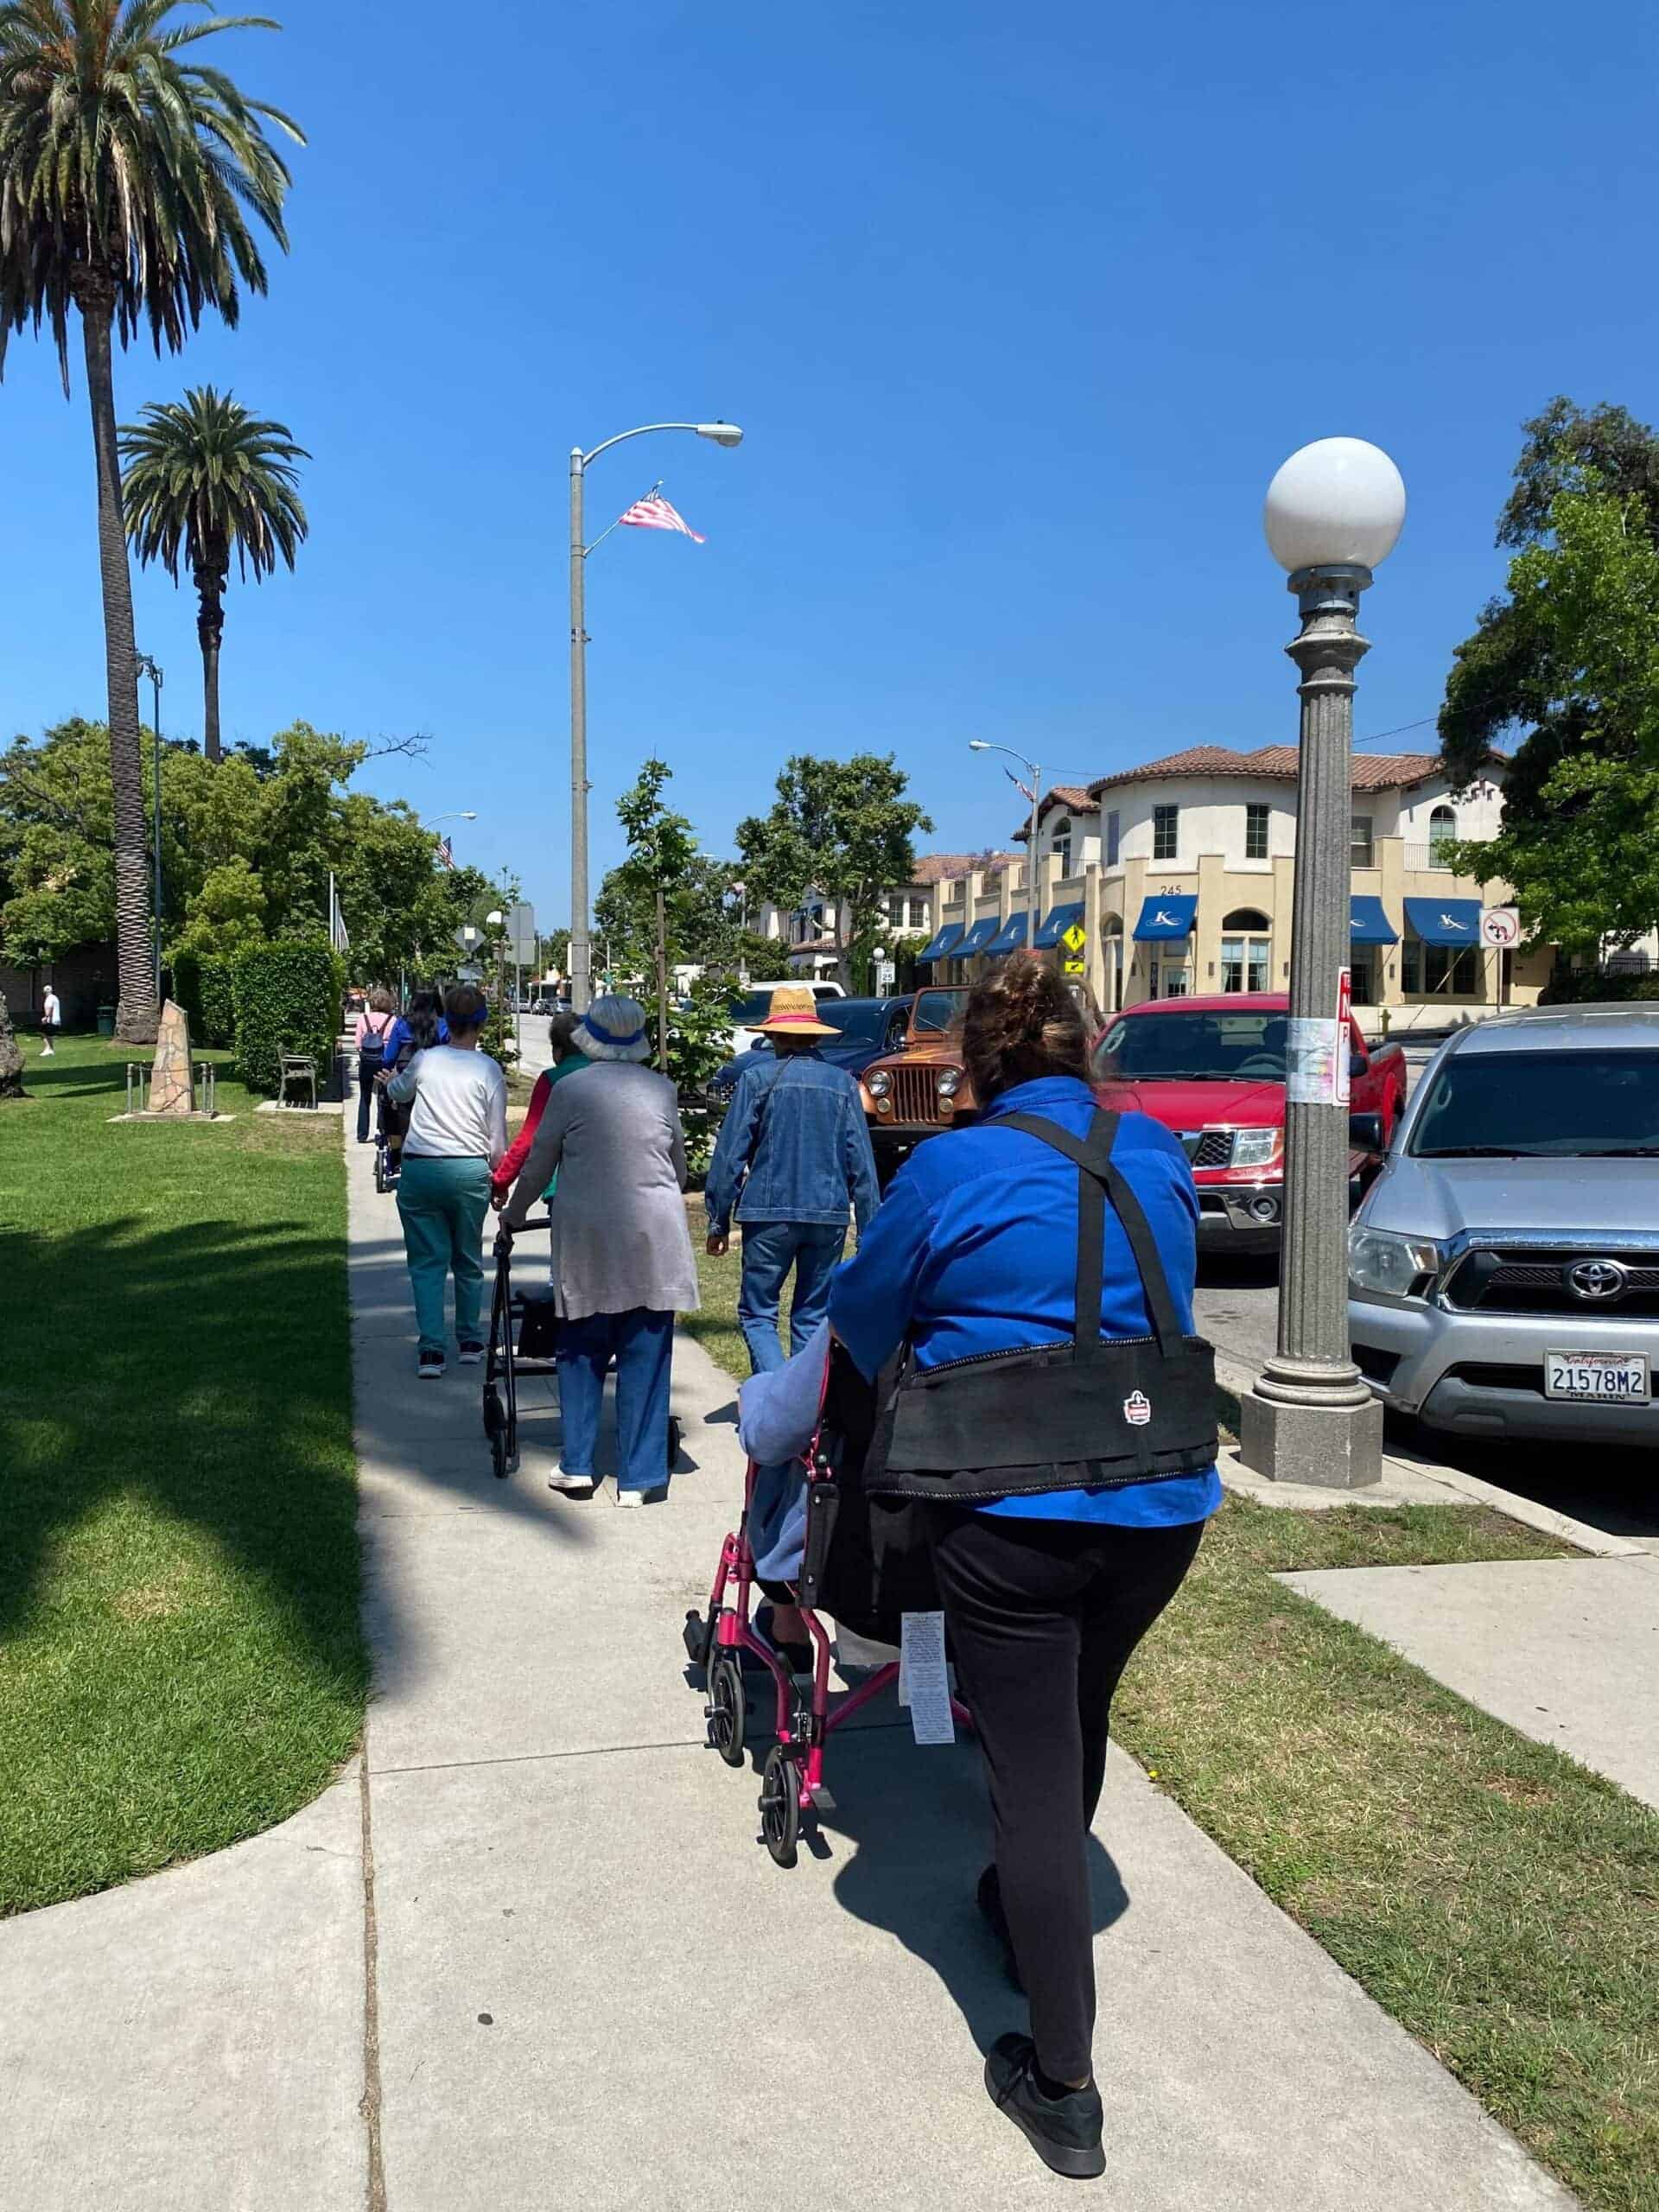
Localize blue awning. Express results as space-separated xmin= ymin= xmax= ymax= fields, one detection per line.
xmin=1404 ymin=897 xmax=1481 ymax=947
xmin=983 ymin=912 xmax=1029 ymax=957
xmin=914 ymin=921 xmax=965 ymax=964
xmin=1133 ymin=893 xmax=1198 ymax=942
xmin=957 ymin=915 xmax=1002 ymax=957
xmin=1350 ymin=895 xmax=1398 ymax=945
xmin=1034 ymin=900 xmax=1085 ymax=950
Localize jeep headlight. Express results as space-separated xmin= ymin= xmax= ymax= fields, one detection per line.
xmin=1348 ymin=1225 xmax=1445 ymax=1300
xmin=938 ymin=1069 xmax=962 ymax=1098
xmin=867 ymin=1069 xmax=891 ymax=1098
xmin=1230 ymin=1126 xmax=1281 ymax=1171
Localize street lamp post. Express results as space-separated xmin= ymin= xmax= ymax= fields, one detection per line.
xmin=1239 ymin=438 xmax=1406 ymax=1491
xmin=569 ymin=421 xmax=744 ymax=1016
xmin=135 ymin=655 xmax=164 ymax=997
xmin=968 ymin=740 xmax=1041 ymax=949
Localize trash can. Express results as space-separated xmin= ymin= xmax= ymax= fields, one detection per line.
xmin=96 ymin=1004 xmax=116 ymax=1038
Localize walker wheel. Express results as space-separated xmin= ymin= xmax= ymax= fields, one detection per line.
xmin=707 ymin=1652 xmax=746 ymax=1768
xmin=760 ymin=1745 xmax=799 ymax=1867
xmin=489 ymin=1427 xmax=509 ymax=1481
xmin=666 ymin=1415 xmax=683 ymax=1469
xmin=482 ymin=1386 xmax=505 ymax=1441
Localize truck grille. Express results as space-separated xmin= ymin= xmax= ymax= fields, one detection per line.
xmin=1180 ymin=1130 xmax=1236 ymax=1169
xmin=1442 ymin=1249 xmax=1659 ymax=1319
xmin=889 ymin=1065 xmax=944 ymax=1126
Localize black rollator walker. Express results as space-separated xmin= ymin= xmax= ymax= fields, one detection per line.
xmin=483 ymin=1218 xmax=681 ymax=1482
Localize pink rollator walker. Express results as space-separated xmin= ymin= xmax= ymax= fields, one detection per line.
xmin=683 ymin=1399 xmax=971 ymax=1868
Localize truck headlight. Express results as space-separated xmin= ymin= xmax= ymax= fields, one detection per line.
xmin=1348 ymin=1225 xmax=1445 ymax=1300
xmin=1230 ymin=1127 xmax=1281 ymax=1171
xmin=867 ymin=1070 xmax=891 ymax=1099
xmin=938 ymin=1069 xmax=962 ymax=1098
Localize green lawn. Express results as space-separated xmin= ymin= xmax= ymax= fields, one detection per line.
xmin=691 ymin=1254 xmax=1659 ymax=2211
xmin=0 ymin=1033 xmax=364 ymax=1916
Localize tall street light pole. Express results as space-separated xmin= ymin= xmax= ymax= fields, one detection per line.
xmin=1240 ymin=438 xmax=1406 ymax=1491
xmin=135 ymin=654 xmax=164 ymax=998
xmin=569 ymin=420 xmax=744 ymax=1015
xmin=968 ymin=740 xmax=1041 ymax=949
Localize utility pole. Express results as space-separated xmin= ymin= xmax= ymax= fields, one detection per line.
xmin=655 ymin=887 xmax=670 ymax=1066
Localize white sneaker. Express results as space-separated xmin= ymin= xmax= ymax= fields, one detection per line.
xmin=549 ymin=1468 xmax=596 ymax=1497
xmin=614 ymin=1485 xmax=667 ymax=1509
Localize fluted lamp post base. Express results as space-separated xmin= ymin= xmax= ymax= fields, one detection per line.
xmin=1239 ymin=1358 xmax=1383 ymax=1489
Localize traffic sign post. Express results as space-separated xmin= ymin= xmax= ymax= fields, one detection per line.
xmin=1060 ymin=919 xmax=1087 ymax=978
xmin=1481 ymin=907 xmax=1519 ymax=1007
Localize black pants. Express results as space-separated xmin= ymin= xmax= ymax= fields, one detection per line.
xmin=926 ymin=1507 xmax=1205 ymax=2083
xmin=357 ymin=1065 xmax=379 ymax=1143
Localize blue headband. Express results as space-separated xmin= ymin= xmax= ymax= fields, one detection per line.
xmin=582 ymin=1011 xmax=647 ymax=1047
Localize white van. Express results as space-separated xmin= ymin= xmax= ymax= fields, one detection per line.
xmin=727 ymin=978 xmax=846 ymax=1057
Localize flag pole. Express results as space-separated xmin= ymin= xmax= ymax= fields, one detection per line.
xmin=583 ymin=481 xmax=664 ymax=563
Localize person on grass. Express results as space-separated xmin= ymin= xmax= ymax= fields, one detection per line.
xmin=703 ymin=984 xmax=878 ymax=1374
xmin=40 ymin=983 xmax=60 ymax=1056
xmin=385 ymin=984 xmax=507 ymax=1379
xmin=499 ymin=995 xmax=697 ymax=1506
xmin=828 ymin=958 xmax=1219 ymax=2181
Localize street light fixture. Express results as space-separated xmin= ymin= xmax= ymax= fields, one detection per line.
xmin=429 ymin=810 xmax=479 ymax=826
xmin=1239 ymin=436 xmax=1406 ymax=1491
xmin=135 ymin=654 xmax=164 ymax=997
xmin=569 ymin=421 xmax=745 ymax=1014
xmin=968 ymin=739 xmax=1041 ymax=950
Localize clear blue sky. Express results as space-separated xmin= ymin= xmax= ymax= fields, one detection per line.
xmin=4 ymin=0 xmax=1658 ymax=925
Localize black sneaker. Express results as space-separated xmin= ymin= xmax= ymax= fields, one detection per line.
xmin=976 ymin=1866 xmax=1024 ymax=1991
xmin=983 ymin=2033 xmax=1104 ymax=2179
xmin=417 ymin=1350 xmax=445 ymax=1380
xmin=457 ymin=1341 xmax=486 ymax=1366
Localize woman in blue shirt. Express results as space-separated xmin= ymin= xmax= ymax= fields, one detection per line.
xmin=828 ymin=959 xmax=1219 ymax=2181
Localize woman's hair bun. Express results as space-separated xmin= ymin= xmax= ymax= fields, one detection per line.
xmin=961 ymin=957 xmax=1090 ymax=1104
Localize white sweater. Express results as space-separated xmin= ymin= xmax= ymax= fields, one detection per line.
xmin=387 ymin=1046 xmax=508 ymax=1165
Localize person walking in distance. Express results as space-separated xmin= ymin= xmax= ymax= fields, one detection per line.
xmin=353 ymin=987 xmax=396 ymax=1144
xmin=39 ymin=983 xmax=60 ymax=1056
xmin=703 ymin=986 xmax=879 ymax=1374
xmin=385 ymin=985 xmax=507 ymax=1379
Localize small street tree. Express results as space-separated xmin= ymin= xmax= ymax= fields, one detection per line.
xmin=735 ymin=753 xmax=933 ymax=990
xmin=0 ymin=1 xmax=304 ymax=1041
xmin=120 ymin=387 xmax=308 ymax=765
xmin=1440 ymin=399 xmax=1659 ymax=953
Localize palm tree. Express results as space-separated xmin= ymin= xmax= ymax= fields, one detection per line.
xmin=0 ymin=3 xmax=302 ymax=1042
xmin=122 ymin=388 xmax=308 ymax=765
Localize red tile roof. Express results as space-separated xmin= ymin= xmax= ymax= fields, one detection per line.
xmin=1086 ymin=746 xmax=1447 ymax=795
xmin=910 ymin=850 xmax=1019 ymax=885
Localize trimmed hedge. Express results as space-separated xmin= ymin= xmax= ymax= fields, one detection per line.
xmin=232 ymin=940 xmax=344 ymax=1095
xmin=170 ymin=949 xmax=237 ymax=1049
xmin=1540 ymin=967 xmax=1659 ymax=1005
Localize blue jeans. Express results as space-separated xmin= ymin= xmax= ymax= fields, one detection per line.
xmin=556 ymin=1308 xmax=675 ymax=1492
xmin=396 ymin=1154 xmax=491 ymax=1354
xmin=737 ymin=1221 xmax=847 ymax=1376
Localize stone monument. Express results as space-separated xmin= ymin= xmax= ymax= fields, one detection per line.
xmin=0 ymin=998 xmax=23 ymax=1098
xmin=148 ymin=999 xmax=196 ymax=1116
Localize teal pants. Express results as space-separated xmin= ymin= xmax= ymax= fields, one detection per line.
xmin=396 ymin=1154 xmax=492 ymax=1355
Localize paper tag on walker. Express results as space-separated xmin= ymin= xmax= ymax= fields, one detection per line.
xmin=900 ymin=1611 xmax=954 ymax=1745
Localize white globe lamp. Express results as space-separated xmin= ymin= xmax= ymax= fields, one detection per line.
xmin=1263 ymin=437 xmax=1406 ymax=575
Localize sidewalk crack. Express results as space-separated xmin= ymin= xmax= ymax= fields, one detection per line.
xmin=359 ymin=1750 xmax=387 ymax=2212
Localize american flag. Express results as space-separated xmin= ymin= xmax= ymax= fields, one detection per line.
xmin=1004 ymin=766 xmax=1037 ymax=804
xmin=618 ymin=492 xmax=705 ymax=544
xmin=436 ymin=836 xmax=454 ymax=869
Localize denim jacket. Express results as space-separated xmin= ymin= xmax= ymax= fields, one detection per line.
xmin=705 ymin=1049 xmax=879 ymax=1236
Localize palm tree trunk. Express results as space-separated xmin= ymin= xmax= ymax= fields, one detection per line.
xmin=195 ymin=563 xmax=226 ymax=765
xmin=79 ymin=289 xmax=157 ymax=1044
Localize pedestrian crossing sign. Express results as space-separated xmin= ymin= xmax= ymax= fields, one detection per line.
xmin=1061 ymin=919 xmax=1087 ymax=975
xmin=1061 ymin=922 xmax=1087 ymax=953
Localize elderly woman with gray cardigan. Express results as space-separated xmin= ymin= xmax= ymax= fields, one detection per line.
xmin=500 ymin=995 xmax=698 ymax=1505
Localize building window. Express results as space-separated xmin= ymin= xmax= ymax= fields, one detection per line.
xmin=1050 ymin=816 xmax=1072 ymax=875
xmin=1220 ymin=907 xmax=1271 ymax=994
xmin=1428 ymin=804 xmax=1457 ymax=865
xmin=1105 ymin=810 xmax=1121 ymax=867
xmin=1245 ymin=803 xmax=1269 ymax=861
xmin=1153 ymin=804 xmax=1179 ymax=861
xmin=1351 ymin=950 xmax=1376 ymax=1006
xmin=1351 ymin=813 xmax=1374 ymax=867
xmin=1403 ymin=939 xmax=1479 ymax=995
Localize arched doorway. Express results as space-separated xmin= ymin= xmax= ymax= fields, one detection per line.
xmin=1221 ymin=908 xmax=1272 ymax=994
xmin=1100 ymin=913 xmax=1123 ymax=1011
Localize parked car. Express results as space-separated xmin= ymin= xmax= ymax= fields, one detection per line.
xmin=1091 ymin=993 xmax=1407 ymax=1251
xmin=707 ymin=995 xmax=914 ymax=1104
xmin=725 ymin=977 xmax=846 ymax=1057
xmin=1348 ymin=1002 xmax=1659 ymax=1446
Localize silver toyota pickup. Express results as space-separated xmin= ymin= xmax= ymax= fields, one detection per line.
xmin=1347 ymin=1003 xmax=1659 ymax=1445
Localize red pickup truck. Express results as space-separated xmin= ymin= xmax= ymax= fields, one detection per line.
xmin=1091 ymin=992 xmax=1406 ymax=1252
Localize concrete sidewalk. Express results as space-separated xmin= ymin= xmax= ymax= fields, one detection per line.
xmin=0 ymin=1130 xmax=1577 ymax=2211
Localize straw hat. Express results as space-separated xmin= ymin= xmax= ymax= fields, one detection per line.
xmin=755 ymin=984 xmax=839 ymax=1039
xmin=572 ymin=994 xmax=652 ymax=1063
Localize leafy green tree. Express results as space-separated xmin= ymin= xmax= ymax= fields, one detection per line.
xmin=0 ymin=1 xmax=303 ymax=1042
xmin=120 ymin=386 xmax=308 ymax=764
xmin=736 ymin=753 xmax=932 ymax=988
xmin=1445 ymin=478 xmax=1659 ymax=950
xmin=169 ymin=856 xmax=267 ymax=960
